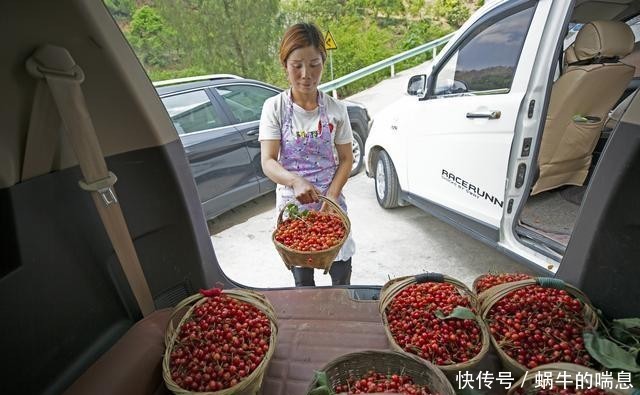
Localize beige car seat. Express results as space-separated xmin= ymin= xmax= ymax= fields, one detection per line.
xmin=532 ymin=21 xmax=635 ymax=195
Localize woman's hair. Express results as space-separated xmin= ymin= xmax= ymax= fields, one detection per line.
xmin=279 ymin=22 xmax=326 ymax=66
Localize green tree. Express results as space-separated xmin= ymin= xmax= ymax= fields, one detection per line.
xmin=322 ymin=16 xmax=395 ymax=96
xmin=153 ymin=0 xmax=282 ymax=82
xmin=104 ymin=0 xmax=135 ymax=21
xmin=284 ymin=0 xmax=351 ymax=22
xmin=402 ymin=19 xmax=452 ymax=50
xmin=368 ymin=0 xmax=405 ymax=19
xmin=433 ymin=0 xmax=470 ymax=28
xmin=110 ymin=0 xmax=479 ymax=91
xmin=278 ymin=0 xmax=451 ymax=95
xmin=128 ymin=6 xmax=175 ymax=68
xmin=406 ymin=0 xmax=427 ymax=18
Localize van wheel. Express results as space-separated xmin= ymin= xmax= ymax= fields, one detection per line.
xmin=375 ymin=151 xmax=400 ymax=208
xmin=350 ymin=130 xmax=364 ymax=177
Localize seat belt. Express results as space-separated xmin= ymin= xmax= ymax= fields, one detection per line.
xmin=21 ymin=82 xmax=61 ymax=181
xmin=25 ymin=45 xmax=155 ymax=316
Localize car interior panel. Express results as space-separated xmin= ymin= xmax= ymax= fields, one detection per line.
xmin=532 ymin=20 xmax=635 ymax=195
xmin=4 ymin=0 xmax=640 ymax=394
xmin=0 ymin=142 xmax=226 ymax=393
xmin=556 ymin=92 xmax=640 ymax=320
xmin=1 ymin=1 xmax=228 ymax=392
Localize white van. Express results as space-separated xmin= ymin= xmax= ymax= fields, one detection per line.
xmin=365 ymin=0 xmax=640 ymax=275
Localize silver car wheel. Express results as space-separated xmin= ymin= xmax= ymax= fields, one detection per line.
xmin=376 ymin=159 xmax=386 ymax=199
xmin=352 ymin=136 xmax=361 ymax=173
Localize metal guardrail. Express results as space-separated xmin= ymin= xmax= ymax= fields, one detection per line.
xmin=318 ymin=31 xmax=456 ymax=96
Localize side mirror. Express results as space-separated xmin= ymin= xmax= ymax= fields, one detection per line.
xmin=407 ymin=75 xmax=427 ymax=96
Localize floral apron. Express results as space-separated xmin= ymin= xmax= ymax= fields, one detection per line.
xmin=275 ymin=90 xmax=355 ymax=261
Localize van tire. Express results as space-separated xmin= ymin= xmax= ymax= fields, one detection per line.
xmin=375 ymin=151 xmax=400 ymax=208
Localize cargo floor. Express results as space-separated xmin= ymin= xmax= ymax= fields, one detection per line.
xmin=260 ymin=288 xmax=389 ymax=394
xmin=260 ymin=288 xmax=507 ymax=395
xmin=66 ymin=287 xmax=508 ymax=395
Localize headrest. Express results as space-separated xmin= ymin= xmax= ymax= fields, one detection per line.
xmin=565 ymin=44 xmax=578 ymax=64
xmin=574 ymin=21 xmax=634 ymax=61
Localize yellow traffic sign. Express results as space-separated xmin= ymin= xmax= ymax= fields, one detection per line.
xmin=325 ymin=31 xmax=337 ymax=50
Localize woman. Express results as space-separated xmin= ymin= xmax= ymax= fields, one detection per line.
xmin=259 ymin=22 xmax=355 ymax=286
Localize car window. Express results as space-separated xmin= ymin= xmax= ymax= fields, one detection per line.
xmin=161 ymin=90 xmax=227 ymax=135
xmin=216 ymin=84 xmax=278 ymax=123
xmin=433 ymin=5 xmax=536 ymax=97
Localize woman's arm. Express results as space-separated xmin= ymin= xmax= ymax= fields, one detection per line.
xmin=260 ymin=140 xmax=319 ymax=204
xmin=324 ymin=142 xmax=353 ymax=206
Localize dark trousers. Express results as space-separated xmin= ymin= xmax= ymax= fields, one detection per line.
xmin=292 ymin=258 xmax=352 ymax=286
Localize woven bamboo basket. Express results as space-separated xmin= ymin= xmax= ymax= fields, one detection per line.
xmin=480 ymin=277 xmax=600 ymax=378
xmin=272 ymin=195 xmax=350 ymax=274
xmin=508 ymin=363 xmax=634 ymax=395
xmin=378 ymin=273 xmax=490 ymax=375
xmin=472 ymin=273 xmax=533 ymax=306
xmin=307 ymin=350 xmax=457 ymax=395
xmin=162 ymin=289 xmax=278 ymax=395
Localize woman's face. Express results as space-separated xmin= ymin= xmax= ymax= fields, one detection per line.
xmin=285 ymin=45 xmax=324 ymax=96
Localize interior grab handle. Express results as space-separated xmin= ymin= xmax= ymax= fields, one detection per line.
xmin=466 ymin=110 xmax=501 ymax=119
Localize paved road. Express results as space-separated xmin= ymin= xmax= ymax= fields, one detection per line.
xmin=208 ymin=62 xmax=533 ymax=288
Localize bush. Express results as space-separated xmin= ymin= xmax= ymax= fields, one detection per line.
xmin=128 ymin=6 xmax=176 ymax=68
xmin=433 ymin=0 xmax=471 ymax=28
xmin=318 ymin=16 xmax=395 ymax=97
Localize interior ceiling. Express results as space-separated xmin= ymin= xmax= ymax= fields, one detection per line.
xmin=572 ymin=0 xmax=640 ymax=23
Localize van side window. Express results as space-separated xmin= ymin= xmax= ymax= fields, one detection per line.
xmin=161 ymin=90 xmax=227 ymax=135
xmin=433 ymin=5 xmax=536 ymax=97
xmin=216 ymin=85 xmax=278 ymax=123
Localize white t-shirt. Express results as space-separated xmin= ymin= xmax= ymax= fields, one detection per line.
xmin=259 ymin=90 xmax=353 ymax=147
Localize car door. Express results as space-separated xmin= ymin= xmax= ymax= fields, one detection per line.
xmin=404 ymin=0 xmax=551 ymax=230
xmin=212 ymin=83 xmax=280 ymax=193
xmin=160 ymin=89 xmax=259 ymax=218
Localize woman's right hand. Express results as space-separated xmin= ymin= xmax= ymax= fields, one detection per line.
xmin=292 ymin=176 xmax=319 ymax=204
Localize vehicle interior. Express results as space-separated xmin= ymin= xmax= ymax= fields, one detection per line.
xmin=1 ymin=1 xmax=639 ymax=394
xmin=517 ymin=0 xmax=640 ymax=258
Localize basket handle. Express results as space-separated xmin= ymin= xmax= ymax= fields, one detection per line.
xmin=318 ymin=195 xmax=350 ymax=229
xmin=536 ymin=276 xmax=595 ymax=308
xmin=276 ymin=195 xmax=350 ymax=228
xmin=164 ymin=292 xmax=204 ymax=347
xmin=415 ymin=272 xmax=444 ymax=283
xmin=276 ymin=201 xmax=288 ymax=226
xmin=536 ymin=277 xmax=566 ymax=289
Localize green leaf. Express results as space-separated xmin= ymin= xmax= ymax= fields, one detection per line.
xmin=435 ymin=306 xmax=476 ymax=320
xmin=584 ymin=331 xmax=640 ymax=372
xmin=285 ymin=203 xmax=299 ymax=218
xmin=614 ymin=318 xmax=640 ymax=330
xmin=610 ymin=319 xmax=640 ymax=346
xmin=456 ymin=387 xmax=486 ymax=395
xmin=632 ymin=373 xmax=640 ymax=389
xmin=611 ymin=327 xmax=640 ymax=346
xmin=308 ymin=371 xmax=334 ymax=395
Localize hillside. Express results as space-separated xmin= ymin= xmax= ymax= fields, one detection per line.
xmin=105 ymin=0 xmax=482 ymax=95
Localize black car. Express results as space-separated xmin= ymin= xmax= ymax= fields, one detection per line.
xmin=155 ymin=75 xmax=372 ymax=220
